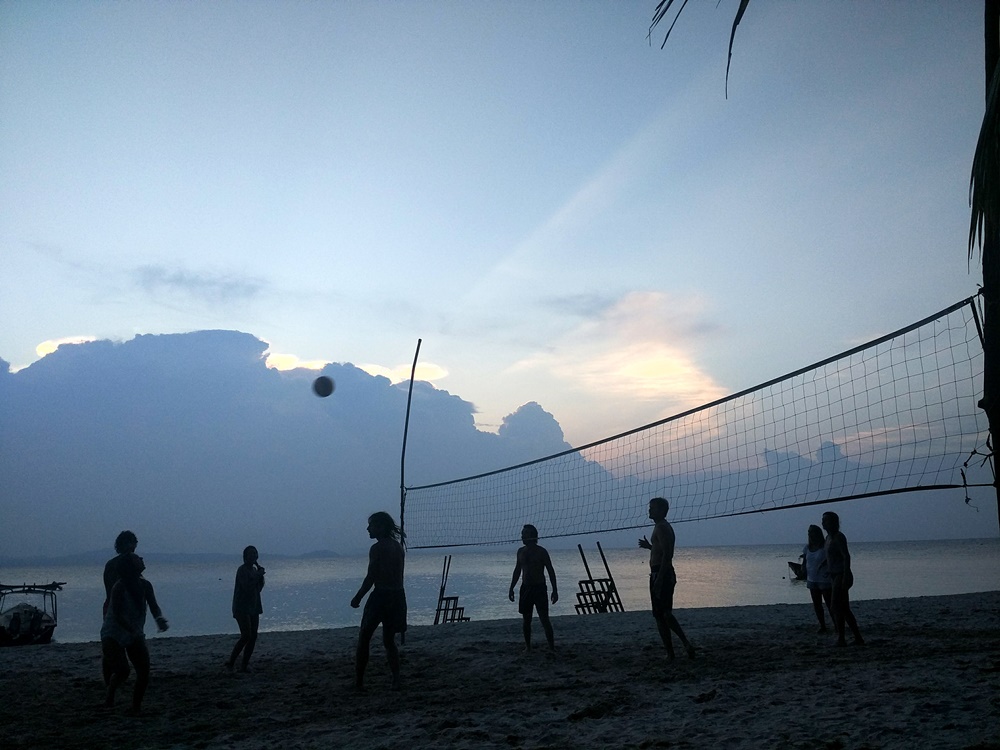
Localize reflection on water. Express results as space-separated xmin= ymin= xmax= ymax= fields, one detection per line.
xmin=2 ymin=538 xmax=996 ymax=643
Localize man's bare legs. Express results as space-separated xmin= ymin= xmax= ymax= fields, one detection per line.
xmin=831 ymin=583 xmax=864 ymax=646
xmin=538 ymin=611 xmax=555 ymax=650
xmin=655 ymin=612 xmax=695 ymax=660
xmin=383 ymin=629 xmax=401 ymax=689
xmin=521 ymin=613 xmax=533 ymax=651
xmin=355 ymin=620 xmax=376 ymax=691
xmin=356 ymin=621 xmax=401 ymax=690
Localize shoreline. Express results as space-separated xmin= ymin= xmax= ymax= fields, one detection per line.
xmin=3 ymin=591 xmax=999 ymax=749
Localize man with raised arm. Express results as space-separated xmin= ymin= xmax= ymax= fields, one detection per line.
xmin=639 ymin=496 xmax=696 ymax=660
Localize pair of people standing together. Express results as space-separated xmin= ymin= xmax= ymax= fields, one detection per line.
xmin=506 ymin=497 xmax=696 ymax=660
xmin=226 ymin=512 xmax=407 ymax=692
xmin=100 ymin=531 xmax=169 ymax=713
xmin=801 ymin=511 xmax=864 ymax=646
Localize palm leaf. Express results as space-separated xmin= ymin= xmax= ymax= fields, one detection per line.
xmin=970 ymin=65 xmax=1000 ymax=262
xmin=650 ymin=0 xmax=751 ymax=98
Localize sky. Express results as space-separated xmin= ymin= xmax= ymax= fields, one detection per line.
xmin=2 ymin=2 xmax=996 ymax=551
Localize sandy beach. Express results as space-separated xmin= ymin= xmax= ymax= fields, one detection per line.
xmin=2 ymin=591 xmax=998 ymax=750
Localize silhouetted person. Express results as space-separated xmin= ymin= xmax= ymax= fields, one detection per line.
xmin=101 ymin=553 xmax=169 ymax=713
xmin=350 ymin=511 xmax=406 ymax=691
xmin=508 ymin=524 xmax=558 ymax=651
xmin=103 ymin=530 xmax=138 ymax=616
xmin=639 ymin=496 xmax=695 ymax=659
xmin=803 ymin=524 xmax=833 ymax=632
xmin=822 ymin=511 xmax=864 ymax=646
xmin=226 ymin=545 xmax=265 ymax=673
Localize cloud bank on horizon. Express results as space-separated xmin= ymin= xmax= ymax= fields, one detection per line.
xmin=0 ymin=332 xmax=576 ymax=557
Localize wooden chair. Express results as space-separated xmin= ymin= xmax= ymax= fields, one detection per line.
xmin=574 ymin=542 xmax=624 ymax=614
xmin=434 ymin=555 xmax=471 ymax=624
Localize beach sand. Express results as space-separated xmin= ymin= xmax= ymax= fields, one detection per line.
xmin=2 ymin=591 xmax=998 ymax=750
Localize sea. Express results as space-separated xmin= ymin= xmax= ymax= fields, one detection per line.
xmin=1 ymin=538 xmax=997 ymax=644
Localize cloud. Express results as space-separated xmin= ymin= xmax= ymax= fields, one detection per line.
xmin=265 ymin=352 xmax=328 ymax=371
xmin=359 ymin=361 xmax=449 ymax=384
xmin=35 ymin=335 xmax=98 ymax=358
xmin=133 ymin=265 xmax=265 ymax=305
xmin=510 ymin=290 xmax=727 ymax=409
xmin=537 ymin=293 xmax=617 ymax=319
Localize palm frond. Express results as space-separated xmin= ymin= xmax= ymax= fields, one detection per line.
xmin=650 ymin=0 xmax=751 ymax=98
xmin=649 ymin=0 xmax=692 ymax=49
xmin=970 ymin=65 xmax=1000 ymax=262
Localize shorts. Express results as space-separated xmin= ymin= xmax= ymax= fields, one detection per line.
xmin=361 ymin=588 xmax=407 ymax=634
xmin=518 ymin=585 xmax=549 ymax=617
xmin=649 ymin=569 xmax=677 ymax=618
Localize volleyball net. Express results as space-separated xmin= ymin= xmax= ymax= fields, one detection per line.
xmin=402 ymin=297 xmax=992 ymax=549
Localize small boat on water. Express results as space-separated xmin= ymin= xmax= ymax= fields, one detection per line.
xmin=787 ymin=560 xmax=806 ymax=581
xmin=0 ymin=581 xmax=65 ymax=646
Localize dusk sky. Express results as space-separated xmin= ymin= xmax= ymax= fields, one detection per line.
xmin=1 ymin=3 xmax=995 ymax=550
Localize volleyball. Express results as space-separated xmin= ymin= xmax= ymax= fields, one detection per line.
xmin=312 ymin=376 xmax=335 ymax=398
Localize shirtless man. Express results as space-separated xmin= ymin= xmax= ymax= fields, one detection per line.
xmin=103 ymin=530 xmax=138 ymax=616
xmin=822 ymin=511 xmax=864 ymax=646
xmin=638 ymin=497 xmax=695 ymax=659
xmin=350 ymin=511 xmax=407 ymax=690
xmin=508 ymin=524 xmax=558 ymax=651
xmin=101 ymin=553 xmax=169 ymax=713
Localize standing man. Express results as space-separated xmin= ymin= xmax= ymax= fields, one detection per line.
xmin=226 ymin=545 xmax=266 ymax=672
xmin=822 ymin=511 xmax=864 ymax=647
xmin=103 ymin=530 xmax=138 ymax=617
xmin=638 ymin=497 xmax=696 ymax=659
xmin=508 ymin=523 xmax=558 ymax=651
xmin=101 ymin=552 xmax=169 ymax=713
xmin=351 ymin=511 xmax=407 ymax=691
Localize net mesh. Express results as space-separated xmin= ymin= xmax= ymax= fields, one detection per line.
xmin=403 ymin=298 xmax=991 ymax=548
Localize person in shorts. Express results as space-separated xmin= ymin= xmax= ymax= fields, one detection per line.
xmin=822 ymin=511 xmax=864 ymax=646
xmin=100 ymin=552 xmax=169 ymax=713
xmin=350 ymin=511 xmax=407 ymax=691
xmin=226 ymin=545 xmax=265 ymax=672
xmin=508 ymin=524 xmax=558 ymax=651
xmin=639 ymin=497 xmax=695 ymax=660
xmin=802 ymin=524 xmax=833 ymax=632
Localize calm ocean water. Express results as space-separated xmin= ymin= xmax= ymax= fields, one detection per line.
xmin=1 ymin=538 xmax=997 ymax=644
